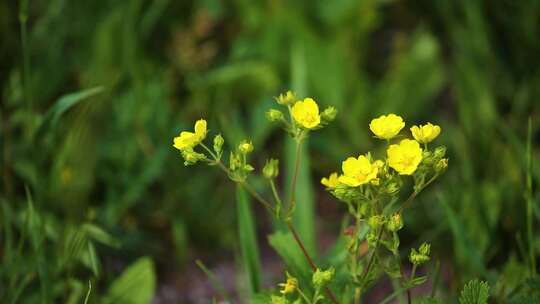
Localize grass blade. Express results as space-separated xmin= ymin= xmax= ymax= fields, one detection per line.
xmin=236 ymin=185 xmax=262 ymax=294
xmin=286 ymin=40 xmax=317 ymax=257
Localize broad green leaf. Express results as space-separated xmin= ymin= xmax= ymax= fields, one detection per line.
xmin=105 ymin=257 xmax=156 ymax=304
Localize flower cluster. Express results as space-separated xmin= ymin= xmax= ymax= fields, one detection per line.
xmin=268 ymin=90 xmax=337 ymax=141
xmin=320 ymin=114 xmax=447 ymax=288
xmin=172 ymin=93 xmax=448 ymax=303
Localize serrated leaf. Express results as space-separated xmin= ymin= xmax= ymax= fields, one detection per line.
xmin=105 ymin=257 xmax=156 ymax=304
xmin=459 ymin=279 xmax=490 ymax=304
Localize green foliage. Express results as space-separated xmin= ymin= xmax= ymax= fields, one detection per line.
xmin=236 ymin=186 xmax=262 ymax=294
xmin=104 ymin=257 xmax=156 ymax=304
xmin=459 ymin=280 xmax=490 ymax=304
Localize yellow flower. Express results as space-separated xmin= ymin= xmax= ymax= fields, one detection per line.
xmin=173 ymin=119 xmax=207 ymax=151
xmin=292 ymin=98 xmax=321 ymax=129
xmin=321 ymin=172 xmax=340 ymax=188
xmin=278 ymin=273 xmax=298 ymax=295
xmin=387 ymin=139 xmax=423 ymax=175
xmin=369 ymin=114 xmax=405 ymax=139
xmin=410 ymin=123 xmax=441 ymax=144
xmin=338 ymin=155 xmax=378 ymax=187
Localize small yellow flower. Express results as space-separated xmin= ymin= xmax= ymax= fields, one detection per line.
xmin=278 ymin=273 xmax=298 ymax=295
xmin=410 ymin=123 xmax=441 ymax=144
xmin=321 ymin=172 xmax=340 ymax=188
xmin=387 ymin=139 xmax=423 ymax=175
xmin=292 ymin=98 xmax=321 ymax=129
xmin=369 ymin=114 xmax=405 ymax=139
xmin=338 ymin=155 xmax=378 ymax=187
xmin=173 ymin=119 xmax=207 ymax=151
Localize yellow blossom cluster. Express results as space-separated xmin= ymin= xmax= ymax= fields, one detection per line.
xmin=321 ymin=114 xmax=442 ymax=189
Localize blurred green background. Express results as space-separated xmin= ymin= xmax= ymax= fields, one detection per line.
xmin=1 ymin=0 xmax=539 ymax=303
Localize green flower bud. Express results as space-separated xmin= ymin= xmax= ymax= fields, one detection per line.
xmin=387 ymin=213 xmax=403 ymax=232
xmin=229 ymin=152 xmax=241 ymax=171
xmin=321 ymin=106 xmax=338 ymax=123
xmin=312 ymin=267 xmax=335 ymax=288
xmin=419 ymin=242 xmax=431 ymax=256
xmin=433 ymin=146 xmax=446 ymax=159
xmin=386 ymin=182 xmax=400 ymax=194
xmin=368 ymin=215 xmax=385 ymax=229
xmin=266 ymin=109 xmax=284 ymax=122
xmin=263 ymin=158 xmax=279 ymax=179
xmin=275 ymin=90 xmax=296 ymax=105
xmin=366 ymin=231 xmax=378 ymax=248
xmin=238 ymin=140 xmax=253 ymax=154
xmin=213 ymin=134 xmax=224 ymax=154
xmin=435 ymin=158 xmax=448 ymax=173
xmin=409 ymin=242 xmax=431 ymax=265
xmin=182 ymin=149 xmax=206 ymax=166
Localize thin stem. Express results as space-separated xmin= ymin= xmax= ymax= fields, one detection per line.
xmin=358 ymin=227 xmax=384 ymax=300
xmin=269 ymin=179 xmax=283 ymax=206
xmin=287 ymin=221 xmax=340 ymax=304
xmin=398 ymin=173 xmax=439 ymax=213
xmin=288 ymin=136 xmax=303 ymax=213
xmin=297 ymin=287 xmax=312 ymax=304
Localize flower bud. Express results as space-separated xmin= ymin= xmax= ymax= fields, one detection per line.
xmin=229 ymin=152 xmax=241 ymax=171
xmin=386 ymin=182 xmax=400 ymax=194
xmin=312 ymin=267 xmax=335 ymax=288
xmin=266 ymin=109 xmax=284 ymax=122
xmin=182 ymin=149 xmax=206 ymax=166
xmin=275 ymin=90 xmax=296 ymax=105
xmin=368 ymin=215 xmax=385 ymax=229
xmin=321 ymin=106 xmax=338 ymax=123
xmin=213 ymin=134 xmax=224 ymax=154
xmin=435 ymin=158 xmax=448 ymax=173
xmin=238 ymin=140 xmax=253 ymax=154
xmin=366 ymin=231 xmax=378 ymax=248
xmin=433 ymin=146 xmax=446 ymax=159
xmin=263 ymin=158 xmax=279 ymax=179
xmin=409 ymin=242 xmax=431 ymax=265
xmin=387 ymin=213 xmax=403 ymax=232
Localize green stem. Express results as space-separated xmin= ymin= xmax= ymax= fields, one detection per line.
xmin=269 ymin=179 xmax=283 ymax=217
xmin=288 ymin=135 xmax=303 ymax=214
xmin=358 ymin=227 xmax=384 ymax=298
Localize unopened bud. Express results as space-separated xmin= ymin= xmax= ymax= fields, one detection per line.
xmin=213 ymin=134 xmax=224 ymax=154
xmin=387 ymin=213 xmax=403 ymax=232
xmin=275 ymin=90 xmax=297 ymax=105
xmin=435 ymin=158 xmax=448 ymax=173
xmin=263 ymin=158 xmax=279 ymax=179
xmin=321 ymin=106 xmax=338 ymax=123
xmin=266 ymin=109 xmax=284 ymax=122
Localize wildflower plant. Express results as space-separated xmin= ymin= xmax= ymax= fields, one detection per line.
xmin=172 ymin=91 xmax=448 ymax=303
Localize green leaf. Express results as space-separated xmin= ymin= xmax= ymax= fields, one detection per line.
xmin=268 ymin=230 xmax=311 ymax=282
xmin=236 ymin=186 xmax=262 ymax=294
xmin=459 ymin=279 xmax=490 ymax=304
xmin=82 ymin=223 xmax=120 ymax=248
xmin=105 ymin=257 xmax=156 ymax=304
xmin=35 ymin=86 xmax=104 ymax=138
